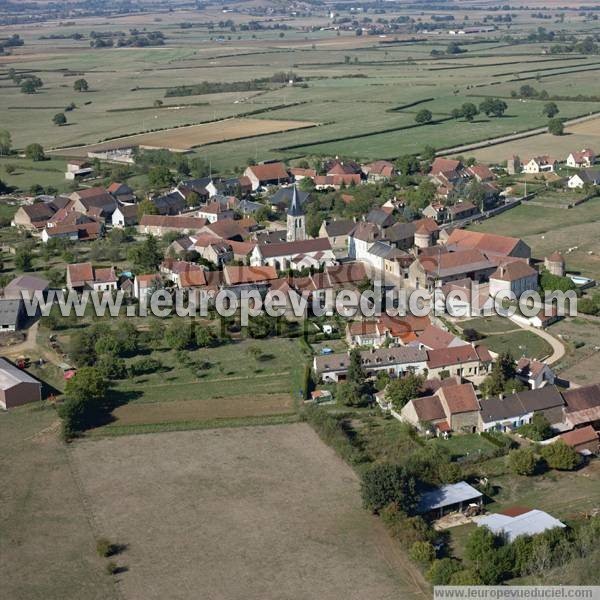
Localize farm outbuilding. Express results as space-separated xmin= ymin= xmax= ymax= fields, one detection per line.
xmin=416 ymin=481 xmax=483 ymax=518
xmin=0 ymin=358 xmax=42 ymax=409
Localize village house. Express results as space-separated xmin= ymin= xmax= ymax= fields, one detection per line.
xmin=478 ymin=386 xmax=565 ymax=432
xmin=422 ymin=203 xmax=448 ymax=223
xmin=445 ymin=229 xmax=531 ymax=259
xmin=313 ymin=173 xmax=362 ymax=190
xmin=448 ymin=201 xmax=479 ymax=222
xmin=222 ymin=265 xmax=278 ymax=287
xmin=111 ymin=203 xmax=138 ymax=228
xmin=558 ymin=425 xmax=599 ymax=454
xmin=159 ymin=260 xmax=206 ymax=289
xmin=41 ymin=218 xmax=102 ymax=243
xmin=562 ymin=384 xmax=600 ymax=430
xmin=204 ymin=240 xmax=234 ymax=266
xmin=65 ymin=159 xmax=93 ymax=181
xmin=567 ymin=169 xmax=600 ymax=189
xmin=467 ymin=164 xmax=496 ymax=182
xmin=522 ymin=156 xmax=558 ymax=174
xmin=243 ymin=162 xmax=290 ymax=191
xmin=409 ymin=248 xmax=496 ymax=290
xmin=107 ymin=182 xmax=135 ymax=203
xmin=196 ymin=200 xmax=235 ymax=223
xmin=12 ymin=197 xmax=70 ymax=230
xmin=346 ymin=314 xmax=431 ymax=348
xmin=251 ymin=238 xmax=334 ymax=270
xmin=488 ymin=260 xmax=538 ymax=297
xmin=362 ymin=160 xmax=395 ymax=182
xmin=290 ymin=167 xmax=317 ymax=181
xmin=426 ymin=344 xmax=493 ymax=379
xmin=566 ymin=149 xmax=596 ymax=169
xmin=348 ymin=222 xmax=382 ymax=263
xmin=429 ymin=157 xmax=463 ymax=183
xmin=133 ymin=273 xmax=163 ymax=302
xmin=199 ymin=218 xmax=256 ymax=241
xmin=66 ymin=262 xmax=117 ymax=292
xmin=319 ymin=218 xmax=355 ymax=253
xmin=138 ymin=215 xmax=207 ymax=237
xmin=326 ymin=159 xmax=362 ymax=177
xmin=69 ymin=188 xmax=117 ymax=219
xmin=313 ymin=346 xmax=428 ymax=383
xmin=0 ymin=357 xmax=42 ymax=409
xmin=416 ymin=324 xmax=467 ymax=352
xmin=151 ymin=190 xmax=187 ymax=215
xmin=516 ymin=358 xmax=555 ymax=390
xmin=440 ymin=279 xmax=495 ymax=317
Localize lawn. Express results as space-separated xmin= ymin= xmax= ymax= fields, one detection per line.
xmin=0 ymin=404 xmax=117 ymax=600
xmin=431 ymin=433 xmax=498 ymax=461
xmin=480 ymin=330 xmax=553 ymax=360
xmin=70 ymin=424 xmax=429 ymax=600
xmin=459 ymin=315 xmax=519 ymax=335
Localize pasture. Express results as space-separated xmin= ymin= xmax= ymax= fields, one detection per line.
xmin=70 ymin=424 xmax=429 ymax=600
xmin=0 ymin=6 xmax=599 ymax=172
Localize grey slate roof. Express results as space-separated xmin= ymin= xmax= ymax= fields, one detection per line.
xmin=0 ymin=299 xmax=23 ymax=328
xmin=479 ymin=385 xmax=564 ymax=423
xmin=270 ymin=187 xmax=310 ymax=208
xmin=322 ymin=219 xmax=355 ymax=237
xmin=314 ymin=346 xmax=428 ymax=375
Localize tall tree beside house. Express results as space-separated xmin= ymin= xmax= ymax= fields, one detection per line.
xmin=360 ymin=462 xmax=418 ymax=514
xmin=73 ymin=78 xmax=89 ymax=92
xmin=336 ymin=348 xmax=371 ymax=407
xmin=186 ymin=191 xmax=200 ymax=208
xmin=14 ymin=249 xmax=33 ymax=271
xmin=148 ymin=165 xmax=174 ymax=188
xmin=540 ymin=440 xmax=579 ymax=471
xmin=548 ymin=118 xmax=564 ymax=136
xmin=136 ymin=197 xmax=158 ymax=221
xmin=480 ymin=351 xmax=524 ymax=398
xmin=127 ymin=234 xmax=162 ymax=272
xmin=385 ymin=372 xmax=424 ymax=410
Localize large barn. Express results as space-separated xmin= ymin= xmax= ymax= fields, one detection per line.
xmin=0 ymin=358 xmax=42 ymax=409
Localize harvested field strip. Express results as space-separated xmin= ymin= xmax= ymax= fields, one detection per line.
xmin=428 ymin=56 xmax=588 ymax=72
xmin=55 ymin=117 xmax=318 ymax=154
xmin=110 ymin=395 xmax=295 ymax=426
xmin=94 ymin=414 xmax=301 ymax=436
xmin=493 ymin=60 xmax=600 ymax=78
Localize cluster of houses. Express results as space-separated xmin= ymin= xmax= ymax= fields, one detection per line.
xmin=505 ymin=148 xmax=600 ymax=190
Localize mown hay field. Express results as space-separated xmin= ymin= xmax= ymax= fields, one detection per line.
xmin=60 ymin=117 xmax=318 ymax=154
xmin=71 ymin=424 xmax=429 ymax=600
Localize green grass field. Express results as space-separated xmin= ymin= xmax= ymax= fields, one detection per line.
xmin=479 ymin=330 xmax=553 ymax=360
xmin=2 ymin=8 xmax=599 ymax=173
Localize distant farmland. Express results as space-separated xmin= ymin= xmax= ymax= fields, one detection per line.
xmin=55 ymin=117 xmax=318 ymax=155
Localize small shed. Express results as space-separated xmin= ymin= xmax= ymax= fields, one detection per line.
xmin=0 ymin=299 xmax=25 ymax=331
xmin=477 ymin=509 xmax=565 ymax=542
xmin=417 ymin=481 xmax=483 ymax=518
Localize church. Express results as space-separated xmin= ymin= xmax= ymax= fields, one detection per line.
xmin=250 ymin=186 xmax=336 ymax=270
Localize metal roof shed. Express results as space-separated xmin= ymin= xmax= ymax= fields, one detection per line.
xmin=417 ymin=481 xmax=483 ymax=517
xmin=477 ymin=509 xmax=565 ymax=542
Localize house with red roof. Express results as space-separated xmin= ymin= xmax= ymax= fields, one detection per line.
xmin=426 ymin=344 xmax=493 ymax=379
xmin=489 ymin=259 xmax=538 ymax=297
xmin=66 ymin=262 xmax=117 ymax=292
xmin=243 ymin=162 xmax=290 ymax=191
xmin=445 ymin=228 xmax=531 ymax=259
xmin=566 ymin=148 xmax=596 ymax=169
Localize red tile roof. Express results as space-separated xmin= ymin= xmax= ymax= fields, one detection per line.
xmin=446 ymin=229 xmax=524 ymax=257
xmin=427 ymin=345 xmax=482 ymax=369
xmin=224 ymin=265 xmax=278 ymax=286
xmin=559 ymin=425 xmax=598 ymax=447
xmin=246 ymin=162 xmax=289 ymax=182
xmin=431 ymin=157 xmax=461 ymax=176
xmin=441 ymin=383 xmax=479 ymax=414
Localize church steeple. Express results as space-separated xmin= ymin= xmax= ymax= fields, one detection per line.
xmin=286 ymin=185 xmax=306 ymax=242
